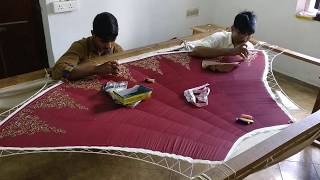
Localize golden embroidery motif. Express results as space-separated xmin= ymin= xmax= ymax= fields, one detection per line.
xmin=0 ymin=109 xmax=66 ymax=139
xmin=117 ymin=65 xmax=137 ymax=82
xmin=244 ymin=51 xmax=258 ymax=65
xmin=32 ymin=88 xmax=88 ymax=110
xmin=64 ymin=78 xmax=102 ymax=91
xmin=130 ymin=56 xmax=163 ymax=75
xmin=163 ymin=53 xmax=191 ymax=70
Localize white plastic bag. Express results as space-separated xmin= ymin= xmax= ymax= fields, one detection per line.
xmin=184 ymin=83 xmax=210 ymax=107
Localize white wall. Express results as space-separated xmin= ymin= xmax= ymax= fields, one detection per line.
xmin=40 ymin=0 xmax=319 ymax=86
xmin=40 ymin=0 xmax=213 ymax=67
xmin=205 ymin=0 xmax=320 ymax=87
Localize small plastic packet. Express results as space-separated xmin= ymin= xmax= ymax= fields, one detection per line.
xmin=103 ymin=81 xmax=128 ymax=92
xmin=103 ymin=81 xmax=128 ymax=100
xmin=184 ymin=83 xmax=210 ymax=107
xmin=103 ymin=81 xmax=150 ymax=108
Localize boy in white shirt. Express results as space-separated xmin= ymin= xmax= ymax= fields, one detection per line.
xmin=191 ymin=11 xmax=256 ymax=59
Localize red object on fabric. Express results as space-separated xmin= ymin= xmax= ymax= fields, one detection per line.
xmin=0 ymin=51 xmax=290 ymax=161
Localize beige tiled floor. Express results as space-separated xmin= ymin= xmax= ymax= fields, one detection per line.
xmin=0 ymin=72 xmax=319 ymax=180
xmin=245 ymin=72 xmax=320 ymax=180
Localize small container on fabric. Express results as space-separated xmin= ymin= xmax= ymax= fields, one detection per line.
xmin=240 ymin=114 xmax=253 ymax=120
xmin=236 ymin=117 xmax=254 ymax=125
xmin=103 ymin=81 xmax=128 ymax=101
xmin=145 ymin=78 xmax=155 ymax=83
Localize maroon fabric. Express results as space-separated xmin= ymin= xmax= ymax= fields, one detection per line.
xmin=0 ymin=51 xmax=290 ymax=161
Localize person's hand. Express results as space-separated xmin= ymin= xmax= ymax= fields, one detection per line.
xmin=208 ymin=62 xmax=240 ymax=73
xmin=95 ymin=61 xmax=119 ymax=75
xmin=233 ymin=43 xmax=249 ymax=59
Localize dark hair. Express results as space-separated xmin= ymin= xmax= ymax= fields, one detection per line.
xmin=93 ymin=12 xmax=118 ymax=42
xmin=233 ymin=11 xmax=256 ymax=35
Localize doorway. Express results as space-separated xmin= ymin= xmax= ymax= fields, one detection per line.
xmin=0 ymin=0 xmax=48 ymax=79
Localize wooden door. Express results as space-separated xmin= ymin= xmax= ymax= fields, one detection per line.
xmin=0 ymin=0 xmax=48 ymax=79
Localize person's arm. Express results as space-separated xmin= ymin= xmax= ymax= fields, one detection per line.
xmin=70 ymin=42 xmax=122 ymax=80
xmin=190 ymin=31 xmax=250 ymax=59
xmin=52 ymin=41 xmax=86 ymax=80
xmin=52 ymin=54 xmax=119 ymax=81
xmin=52 ymin=42 xmax=119 ymax=80
xmin=191 ymin=44 xmax=249 ymax=59
xmin=191 ymin=47 xmax=236 ymax=58
xmin=67 ymin=61 xmax=119 ymax=80
xmin=67 ymin=61 xmax=96 ymax=80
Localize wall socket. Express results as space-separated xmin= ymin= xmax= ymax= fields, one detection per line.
xmin=52 ymin=0 xmax=78 ymax=13
xmin=186 ymin=8 xmax=199 ymax=17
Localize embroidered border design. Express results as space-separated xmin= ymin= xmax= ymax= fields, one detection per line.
xmin=31 ymin=88 xmax=88 ymax=110
xmin=0 ymin=109 xmax=66 ymax=139
xmin=130 ymin=56 xmax=163 ymax=75
xmin=163 ymin=53 xmax=191 ymax=70
xmin=244 ymin=51 xmax=258 ymax=65
xmin=64 ymin=78 xmax=102 ymax=91
xmin=117 ymin=65 xmax=137 ymax=82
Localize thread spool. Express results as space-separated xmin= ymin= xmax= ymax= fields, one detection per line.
xmin=240 ymin=114 xmax=253 ymax=120
xmin=236 ymin=117 xmax=254 ymax=125
xmin=145 ymin=78 xmax=155 ymax=83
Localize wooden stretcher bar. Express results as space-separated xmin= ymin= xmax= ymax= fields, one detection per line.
xmin=250 ymin=39 xmax=320 ymax=66
xmin=194 ymin=111 xmax=320 ymax=180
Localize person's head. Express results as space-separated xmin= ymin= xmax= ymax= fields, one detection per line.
xmin=231 ymin=11 xmax=256 ymax=46
xmin=91 ymin=12 xmax=118 ymax=54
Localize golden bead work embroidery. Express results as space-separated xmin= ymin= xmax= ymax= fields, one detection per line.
xmin=244 ymin=51 xmax=258 ymax=65
xmin=64 ymin=78 xmax=102 ymax=91
xmin=32 ymin=88 xmax=88 ymax=110
xmin=117 ymin=64 xmax=137 ymax=82
xmin=163 ymin=53 xmax=191 ymax=70
xmin=130 ymin=56 xmax=163 ymax=75
xmin=0 ymin=109 xmax=66 ymax=139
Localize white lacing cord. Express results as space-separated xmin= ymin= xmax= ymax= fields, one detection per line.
xmin=254 ymin=41 xmax=266 ymax=50
xmin=195 ymin=162 xmax=237 ymax=180
xmin=257 ymin=43 xmax=306 ymax=112
xmin=0 ymin=68 xmax=57 ymax=121
xmin=198 ymin=174 xmax=212 ymax=180
xmin=269 ymin=51 xmax=306 ymax=112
